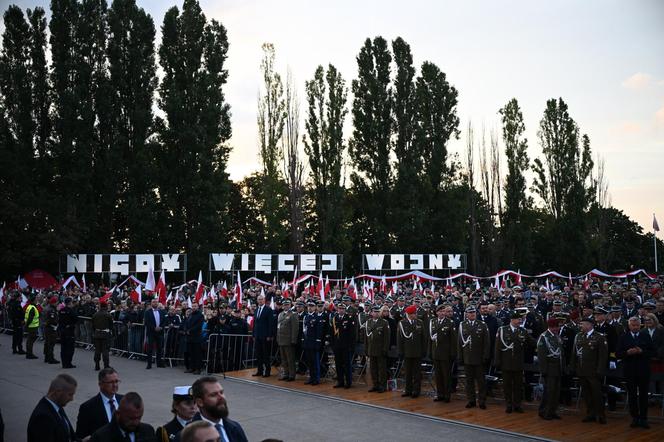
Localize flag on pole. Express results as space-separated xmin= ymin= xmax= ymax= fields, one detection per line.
xmin=475 ymin=279 xmax=480 ymax=290
xmin=515 ymin=270 xmax=522 ymax=286
xmin=317 ymin=272 xmax=325 ymax=301
xmin=235 ymin=271 xmax=243 ymax=307
xmin=392 ymin=280 xmax=398 ymax=296
xmin=568 ymin=272 xmax=573 ymax=287
xmin=220 ymin=281 xmax=228 ymax=299
xmin=155 ymin=270 xmax=167 ymax=304
xmin=194 ymin=271 xmax=204 ymax=303
xmin=21 ymin=293 xmax=29 ymax=308
xmin=130 ymin=285 xmax=142 ymax=304
xmin=324 ymin=276 xmax=331 ymax=299
xmin=187 ymin=295 xmax=192 ymax=309
xmin=348 ymin=277 xmax=357 ymax=300
xmin=209 ymin=284 xmax=217 ymax=303
xmin=145 ymin=267 xmax=156 ymax=292
xmin=0 ymin=281 xmax=5 ymax=304
xmin=379 ymin=275 xmax=387 ymax=293
xmin=82 ymin=274 xmax=87 ymax=292
xmin=655 ymin=214 xmax=660 ymax=232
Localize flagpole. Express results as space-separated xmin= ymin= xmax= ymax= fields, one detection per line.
xmin=655 ymin=230 xmax=658 ymax=273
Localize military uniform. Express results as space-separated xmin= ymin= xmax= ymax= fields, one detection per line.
xmin=572 ymin=327 xmax=608 ymax=422
xmin=8 ymin=296 xmax=25 ymax=354
xmin=397 ymin=313 xmax=427 ymax=397
xmin=429 ymin=314 xmax=457 ymax=402
xmin=495 ymin=320 xmax=535 ymax=411
xmin=537 ymin=329 xmax=564 ymax=419
xmin=92 ymin=305 xmax=114 ymax=370
xmin=277 ymin=302 xmax=299 ymax=381
xmin=43 ymin=301 xmax=60 ymax=364
xmin=58 ymin=301 xmax=78 ymax=368
xmin=457 ymin=314 xmax=490 ymax=407
xmin=302 ymin=306 xmax=323 ymax=384
xmin=331 ymin=310 xmax=358 ymax=388
xmin=366 ymin=312 xmax=390 ymax=392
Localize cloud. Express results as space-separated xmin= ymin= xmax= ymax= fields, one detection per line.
xmin=656 ymin=105 xmax=664 ymax=126
xmin=616 ymin=121 xmax=642 ymax=134
xmin=622 ymin=72 xmax=653 ymax=90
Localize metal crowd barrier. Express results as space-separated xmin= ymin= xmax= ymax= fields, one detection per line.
xmin=205 ymin=333 xmax=257 ymax=374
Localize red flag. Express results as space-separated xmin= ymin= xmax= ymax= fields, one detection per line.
xmin=155 ymin=270 xmax=167 ymax=304
xmin=317 ymin=273 xmax=325 ymax=301
xmin=220 ymin=281 xmax=228 ymax=299
xmin=348 ymin=277 xmax=357 ymax=300
xmin=145 ymin=267 xmax=156 ymax=292
xmin=130 ymin=285 xmax=142 ymax=304
xmin=324 ymin=276 xmax=331 ymax=298
xmin=194 ymin=271 xmax=204 ymax=303
xmin=379 ymin=275 xmax=387 ymax=293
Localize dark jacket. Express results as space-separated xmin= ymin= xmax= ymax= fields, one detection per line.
xmin=184 ymin=310 xmax=204 ymax=343
xmin=616 ymin=331 xmax=654 ymax=378
xmin=252 ymin=304 xmax=275 ymax=339
xmin=144 ymin=308 xmax=167 ymax=337
xmin=76 ymin=393 xmax=124 ymax=440
xmin=174 ymin=413 xmax=247 ymax=442
xmin=156 ymin=417 xmax=184 ymax=442
xmin=90 ymin=416 xmax=155 ymax=442
xmin=27 ymin=397 xmax=75 ymax=442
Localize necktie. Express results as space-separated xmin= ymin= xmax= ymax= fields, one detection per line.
xmin=258 ymin=306 xmax=262 ymax=318
xmin=109 ymin=398 xmax=116 ymax=420
xmin=215 ymin=423 xmax=228 ymax=442
xmin=58 ymin=407 xmax=71 ymax=439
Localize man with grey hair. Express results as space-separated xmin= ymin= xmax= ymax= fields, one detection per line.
xmin=616 ymin=316 xmax=654 ymax=429
xmin=180 ymin=421 xmax=219 ymax=442
xmin=27 ymin=373 xmax=78 ymax=442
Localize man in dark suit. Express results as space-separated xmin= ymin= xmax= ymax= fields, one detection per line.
xmin=76 ymin=367 xmax=124 ymax=440
xmin=27 ymin=373 xmax=78 ymax=442
xmin=616 ymin=316 xmax=654 ymax=429
xmin=174 ymin=376 xmax=247 ymax=442
xmin=144 ymin=298 xmax=167 ymax=369
xmin=90 ymin=392 xmax=156 ymax=442
xmin=184 ymin=302 xmax=205 ymax=375
xmin=251 ymin=293 xmax=275 ymax=377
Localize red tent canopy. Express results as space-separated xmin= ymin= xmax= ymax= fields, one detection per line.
xmin=23 ymin=269 xmax=58 ymax=289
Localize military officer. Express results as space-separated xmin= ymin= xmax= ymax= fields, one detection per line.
xmin=458 ymin=306 xmax=490 ymax=409
xmin=8 ymin=291 xmax=26 ymax=354
xmin=331 ymin=303 xmax=358 ymax=389
xmin=302 ymin=301 xmax=323 ymax=385
xmin=397 ymin=305 xmax=427 ymax=398
xmin=156 ymin=386 xmax=197 ymax=442
xmin=537 ymin=317 xmax=564 ymax=420
xmin=58 ymin=297 xmax=78 ymax=368
xmin=92 ymin=301 xmax=114 ymax=371
xmin=366 ymin=305 xmax=390 ymax=393
xmin=277 ymin=299 xmax=299 ymax=381
xmin=316 ymin=300 xmax=331 ymax=377
xmin=495 ymin=310 xmax=535 ymax=413
xmin=430 ymin=304 xmax=457 ymax=402
xmin=572 ymin=317 xmax=608 ymax=424
xmin=43 ymin=296 xmax=60 ymax=364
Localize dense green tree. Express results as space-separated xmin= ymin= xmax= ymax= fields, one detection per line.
xmin=303 ymin=64 xmax=348 ymax=252
xmin=499 ymin=98 xmax=532 ymax=267
xmin=349 ymin=36 xmax=393 ymax=251
xmin=157 ymin=0 xmax=232 ymax=272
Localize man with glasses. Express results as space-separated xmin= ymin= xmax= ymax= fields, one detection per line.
xmin=76 ymin=368 xmax=124 ymax=440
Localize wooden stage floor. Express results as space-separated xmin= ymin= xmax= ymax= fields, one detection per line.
xmin=225 ymin=368 xmax=662 ymax=441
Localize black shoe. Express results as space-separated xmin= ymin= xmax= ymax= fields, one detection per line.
xmin=513 ymin=407 xmax=524 ymax=413
xmin=433 ymin=397 xmax=444 ymax=402
xmin=17 ymin=349 xmax=26 ymax=355
xmin=95 ymin=364 xmax=100 ymax=371
xmin=639 ymin=420 xmax=650 ymax=429
xmin=333 ymin=384 xmax=344 ymax=388
xmin=505 ymin=407 xmax=513 ymax=414
xmin=48 ymin=359 xmax=60 ymax=364
xmin=146 ymin=365 xmax=152 ymax=369
xmin=552 ymin=414 xmax=562 ymax=420
xmin=402 ymin=392 xmax=412 ymax=397
xmin=278 ymin=376 xmax=288 ymax=381
xmin=157 ymin=364 xmax=165 ymax=368
xmin=465 ymin=402 xmax=476 ymax=408
xmin=311 ymin=381 xmax=320 ymax=385
xmin=344 ymin=385 xmax=351 ymax=389
xmin=582 ymin=416 xmax=596 ymax=423
xmin=479 ymin=403 xmax=486 ymax=409
xmin=184 ymin=369 xmax=194 ymax=373
xmin=192 ymin=370 xmax=201 ymax=375
xmin=287 ymin=377 xmax=295 ymax=381
xmin=630 ymin=419 xmax=640 ymax=428
xmin=304 ymin=380 xmax=313 ymax=385
xmin=443 ymin=397 xmax=450 ymax=403
xmin=63 ymin=364 xmax=76 ymax=369
xmin=251 ymin=372 xmax=263 ymax=377
xmin=598 ymin=417 xmax=606 ymax=425
xmin=26 ymin=354 xmax=38 ymax=360
xmin=376 ymin=388 xmax=385 ymax=393
xmin=368 ymin=387 xmax=378 ymax=392
xmin=411 ymin=393 xmax=419 ymax=398
xmin=262 ymin=374 xmax=270 ymax=377
xmin=541 ymin=415 xmax=554 ymax=420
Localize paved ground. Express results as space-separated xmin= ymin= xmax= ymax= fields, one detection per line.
xmin=0 ymin=333 xmax=541 ymax=441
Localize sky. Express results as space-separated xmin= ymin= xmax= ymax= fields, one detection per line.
xmin=4 ymin=0 xmax=664 ymax=232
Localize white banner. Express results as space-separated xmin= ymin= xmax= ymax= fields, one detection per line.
xmin=209 ymin=253 xmax=342 ymax=273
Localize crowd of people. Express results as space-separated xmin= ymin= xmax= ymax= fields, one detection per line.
xmin=2 ymin=275 xmax=664 ymax=433
xmin=26 ymin=368 xmax=251 ymax=442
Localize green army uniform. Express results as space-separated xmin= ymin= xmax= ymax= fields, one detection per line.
xmin=458 ymin=314 xmax=490 ymax=407
xmin=91 ymin=306 xmax=114 ymax=370
xmin=430 ymin=315 xmax=457 ymax=402
xmin=397 ymin=314 xmax=427 ymax=397
xmin=572 ymin=327 xmax=608 ymax=423
xmin=366 ymin=314 xmax=391 ymax=392
xmin=494 ymin=321 xmax=536 ymax=412
xmin=537 ymin=329 xmax=564 ymax=419
xmin=277 ymin=301 xmax=300 ymax=381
